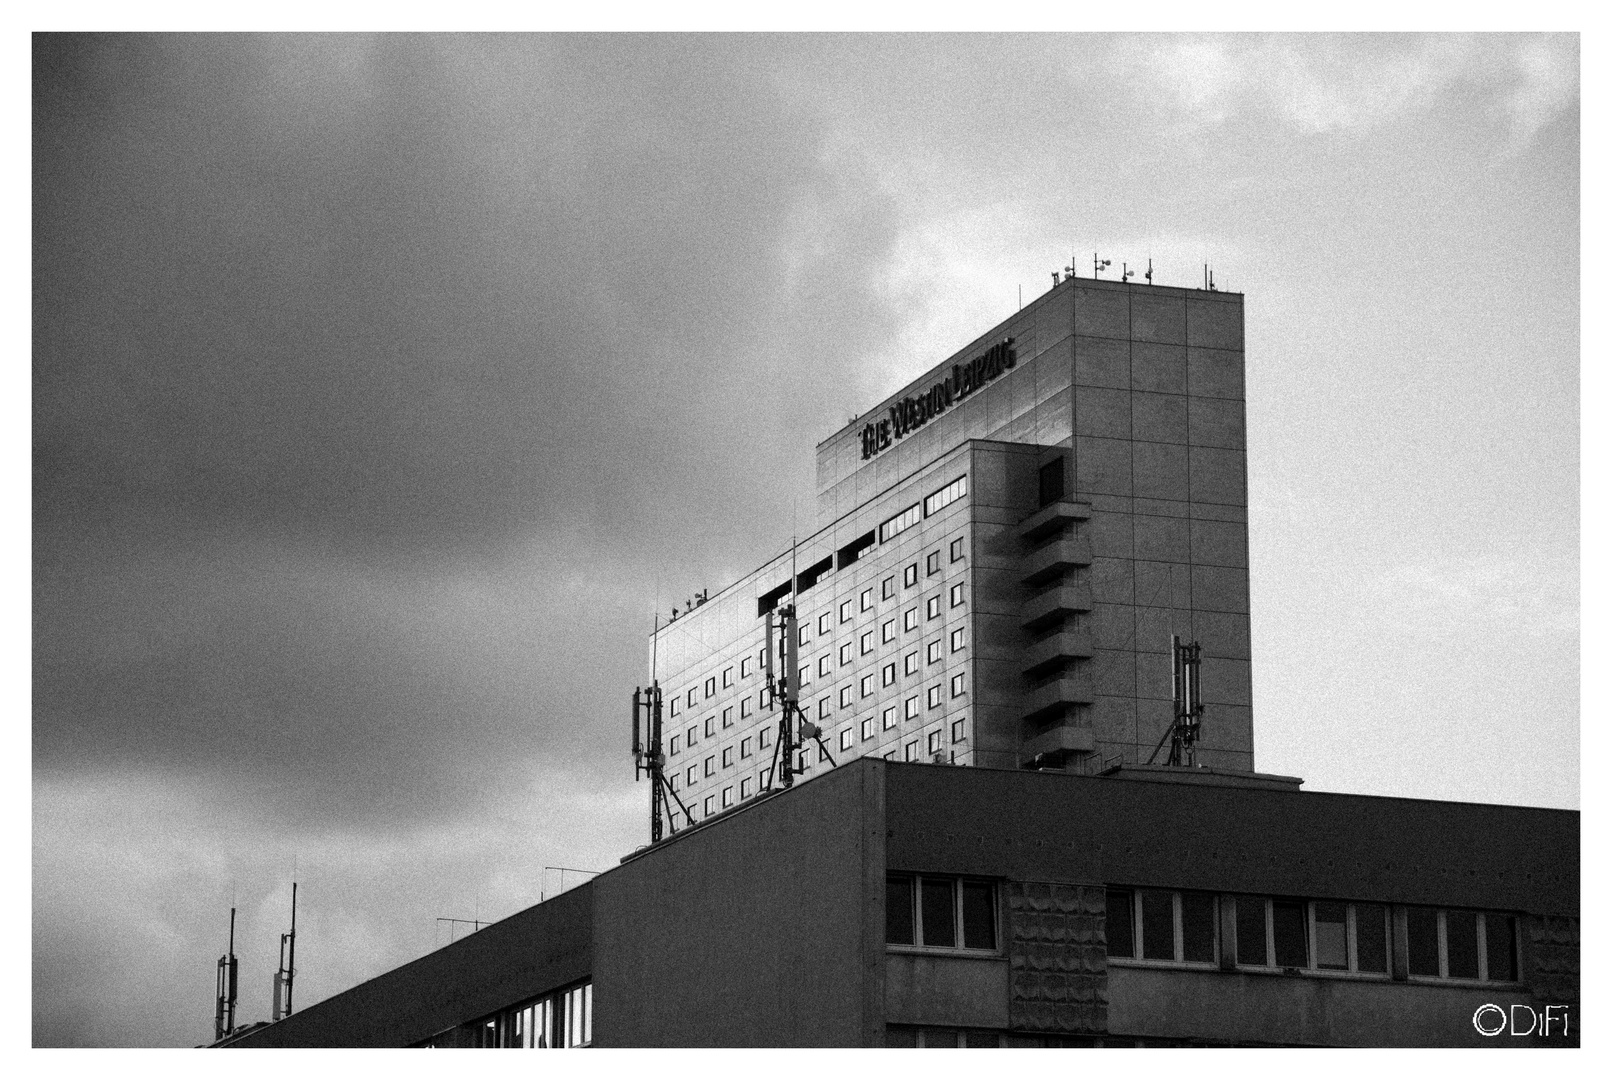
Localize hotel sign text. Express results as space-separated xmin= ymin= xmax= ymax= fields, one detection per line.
xmin=860 ymin=338 xmax=1017 ymax=460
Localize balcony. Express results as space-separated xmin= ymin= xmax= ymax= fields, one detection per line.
xmin=1016 ymin=500 xmax=1092 ymax=543
xmin=1019 ymin=537 xmax=1093 ymax=587
xmin=1021 ymin=627 xmax=1094 ymax=677
xmin=1021 ymin=673 xmax=1096 ymax=723
xmin=1019 ymin=721 xmax=1096 ymax=767
xmin=1020 ymin=582 xmax=1093 ymax=632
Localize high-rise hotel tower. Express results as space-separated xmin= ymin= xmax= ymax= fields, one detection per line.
xmin=650 ymin=274 xmax=1252 ymax=822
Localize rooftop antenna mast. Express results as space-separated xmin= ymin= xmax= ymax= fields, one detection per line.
xmin=1093 ymin=252 xmax=1111 ymax=279
xmin=761 ymin=541 xmax=836 ymax=794
xmin=214 ymin=907 xmax=238 ymax=1043
xmin=273 ymin=882 xmax=297 ymax=1021
xmin=633 ymin=614 xmax=694 ymax=842
xmin=1147 ymin=635 xmax=1204 ymax=767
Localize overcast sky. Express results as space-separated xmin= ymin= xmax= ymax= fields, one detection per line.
xmin=32 ymin=33 xmax=1578 ymax=1047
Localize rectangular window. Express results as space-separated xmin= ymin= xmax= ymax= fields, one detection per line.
xmin=950 ymin=672 xmax=966 ymax=697
xmin=687 ymin=725 xmax=698 ymax=746
xmin=759 ymin=727 xmax=772 ymax=748
xmin=950 ymin=582 xmax=965 ymax=608
xmin=799 ymin=663 xmax=811 ymax=687
xmin=817 ymin=655 xmax=830 ymax=677
xmin=798 ymin=620 xmax=810 ymax=645
xmin=818 ymin=612 xmax=831 ymax=635
xmin=886 ymin=876 xmax=915 ymax=945
xmin=882 ymin=662 xmax=897 ymax=686
xmin=1272 ymin=900 xmax=1309 ymax=968
xmin=904 ymin=696 xmax=919 ymax=720
xmin=721 ymin=746 xmax=733 ymax=768
xmin=904 ymin=608 xmax=918 ymax=631
xmin=926 ymin=685 xmax=942 ymax=709
xmin=722 ymin=667 xmax=733 ymax=688
xmin=1313 ymin=902 xmax=1348 ymax=970
xmin=927 ymin=730 xmax=942 ymax=755
xmin=840 ymin=686 xmax=854 ymax=708
xmin=740 ymin=777 xmax=752 ymax=799
xmin=904 ymin=652 xmax=919 ymax=676
xmin=950 ymin=537 xmax=965 ymax=562
xmin=950 ymin=718 xmax=967 ymax=743
xmin=1140 ymin=889 xmax=1174 ymax=961
xmin=879 ymin=502 xmax=922 ymax=543
xmin=704 ymin=676 xmax=716 ymax=698
xmin=704 ymin=716 xmax=714 ymax=738
xmin=926 ymin=596 xmax=941 ymax=620
xmin=839 ymin=728 xmax=854 ymax=751
xmin=740 ymin=697 xmax=752 ymax=718
xmin=670 ymin=698 xmax=680 ymax=717
xmin=926 ymin=551 xmax=940 ymax=576
xmin=904 ymin=739 xmax=918 ymax=760
xmin=1355 ymin=903 xmax=1389 ymax=974
xmin=882 ymin=706 xmax=897 ymax=730
xmin=703 ymin=795 xmax=714 ymax=815
xmin=687 ymin=689 xmax=696 ymax=708
xmin=861 ymin=717 xmax=874 ymax=741
xmin=686 ymin=765 xmax=697 ymax=785
xmin=950 ymin=627 xmax=965 ymax=652
xmin=882 ymin=576 xmax=895 ymax=599
xmin=961 ymin=881 xmax=995 ymax=949
xmin=761 ymin=687 xmax=773 ymax=708
xmin=740 ymin=656 xmax=751 ymax=678
xmin=882 ymin=619 xmax=896 ymax=643
xmin=860 ymin=588 xmax=873 ymax=611
xmin=839 ymin=642 xmax=853 ymax=665
xmin=860 ymin=630 xmax=873 ymax=655
xmin=839 ymin=599 xmax=853 ymax=623
xmin=923 ymin=474 xmax=967 ymax=516
xmin=703 ymin=755 xmax=714 ymax=777
xmin=1181 ymin=892 xmax=1216 ymax=964
xmin=721 ymin=706 xmax=733 ymax=728
xmin=670 ymin=735 xmax=680 ymax=756
xmin=1235 ymin=896 xmax=1268 ymax=966
xmin=559 ymin=983 xmax=592 ymax=1048
xmin=860 ymin=673 xmax=874 ymax=697
xmin=817 ymin=696 xmax=830 ymax=720
xmin=1446 ymin=910 xmax=1480 ymax=980
xmin=921 ymin=878 xmax=956 ymax=947
xmin=669 ymin=775 xmax=679 ymax=793
xmin=926 ymin=640 xmax=941 ymax=664
xmin=1485 ymin=914 xmax=1516 ymax=982
xmin=740 ymin=737 xmax=752 ymax=759
xmin=1407 ymin=906 xmax=1440 ymax=977
xmin=904 ymin=564 xmax=918 ymax=588
xmin=1106 ymin=889 xmax=1135 ymax=958
xmin=722 ymin=786 xmax=733 ymax=808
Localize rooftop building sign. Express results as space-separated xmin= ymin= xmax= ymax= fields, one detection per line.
xmin=860 ymin=337 xmax=1017 ymax=460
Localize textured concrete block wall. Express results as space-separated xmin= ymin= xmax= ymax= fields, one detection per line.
xmin=1006 ymin=880 xmax=1110 ymax=1034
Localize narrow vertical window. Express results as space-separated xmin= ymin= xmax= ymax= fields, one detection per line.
xmin=1484 ymin=915 xmax=1516 ymax=982
xmin=1313 ymin=902 xmax=1348 ymax=970
xmin=1181 ymin=892 xmax=1216 ymax=964
xmin=1272 ymin=900 xmax=1308 ymax=968
xmin=1355 ymin=903 xmax=1388 ymax=974
xmin=886 ymin=876 xmax=915 ymax=945
xmin=921 ymin=878 xmax=956 ymax=947
xmin=1140 ymin=889 xmax=1174 ymax=960
xmin=1406 ymin=906 xmax=1440 ymax=976
xmin=961 ymin=882 xmax=996 ymax=950
xmin=1106 ymin=889 xmax=1135 ymax=958
xmin=1235 ymin=896 xmax=1268 ymax=966
xmin=1446 ymin=910 xmax=1480 ymax=980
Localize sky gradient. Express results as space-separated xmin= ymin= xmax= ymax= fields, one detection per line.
xmin=32 ymin=33 xmax=1578 ymax=1047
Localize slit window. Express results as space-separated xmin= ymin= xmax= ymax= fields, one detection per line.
xmin=879 ymin=503 xmax=922 ymax=543
xmin=923 ymin=475 xmax=968 ymax=516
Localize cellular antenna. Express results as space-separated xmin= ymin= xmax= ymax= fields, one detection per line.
xmin=632 ymin=624 xmax=694 ymax=842
xmin=1093 ymin=253 xmax=1111 ymax=279
xmin=1147 ymin=635 xmax=1205 ymax=767
xmin=214 ymin=906 xmax=238 ymax=1042
xmin=273 ymin=882 xmax=297 ymax=1021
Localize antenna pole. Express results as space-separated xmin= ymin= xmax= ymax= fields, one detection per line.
xmin=215 ymin=906 xmax=238 ymax=1042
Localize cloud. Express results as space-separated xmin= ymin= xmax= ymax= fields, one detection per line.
xmin=1131 ymin=33 xmax=1577 ymax=149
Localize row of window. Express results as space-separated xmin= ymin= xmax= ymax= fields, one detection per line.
xmin=669 ymin=625 xmax=968 ymax=760
xmin=667 ymin=534 xmax=967 ymax=720
xmin=443 ymin=981 xmax=592 ymax=1048
xmin=879 ymin=474 xmax=968 ymax=544
xmin=1105 ymin=889 xmax=1519 ymax=983
xmin=886 ymin=876 xmax=998 ymax=951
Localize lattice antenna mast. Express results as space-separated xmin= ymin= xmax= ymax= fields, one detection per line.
xmin=214 ymin=907 xmax=238 ymax=1042
xmin=761 ymin=601 xmax=837 ymax=795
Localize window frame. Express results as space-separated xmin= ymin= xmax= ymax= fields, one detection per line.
xmin=885 ymin=875 xmax=998 ymax=953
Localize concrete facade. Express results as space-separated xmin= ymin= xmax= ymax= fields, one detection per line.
xmin=224 ymin=760 xmax=1579 ymax=1048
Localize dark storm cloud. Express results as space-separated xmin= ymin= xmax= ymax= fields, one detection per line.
xmin=34 ymin=34 xmax=907 ymax=804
